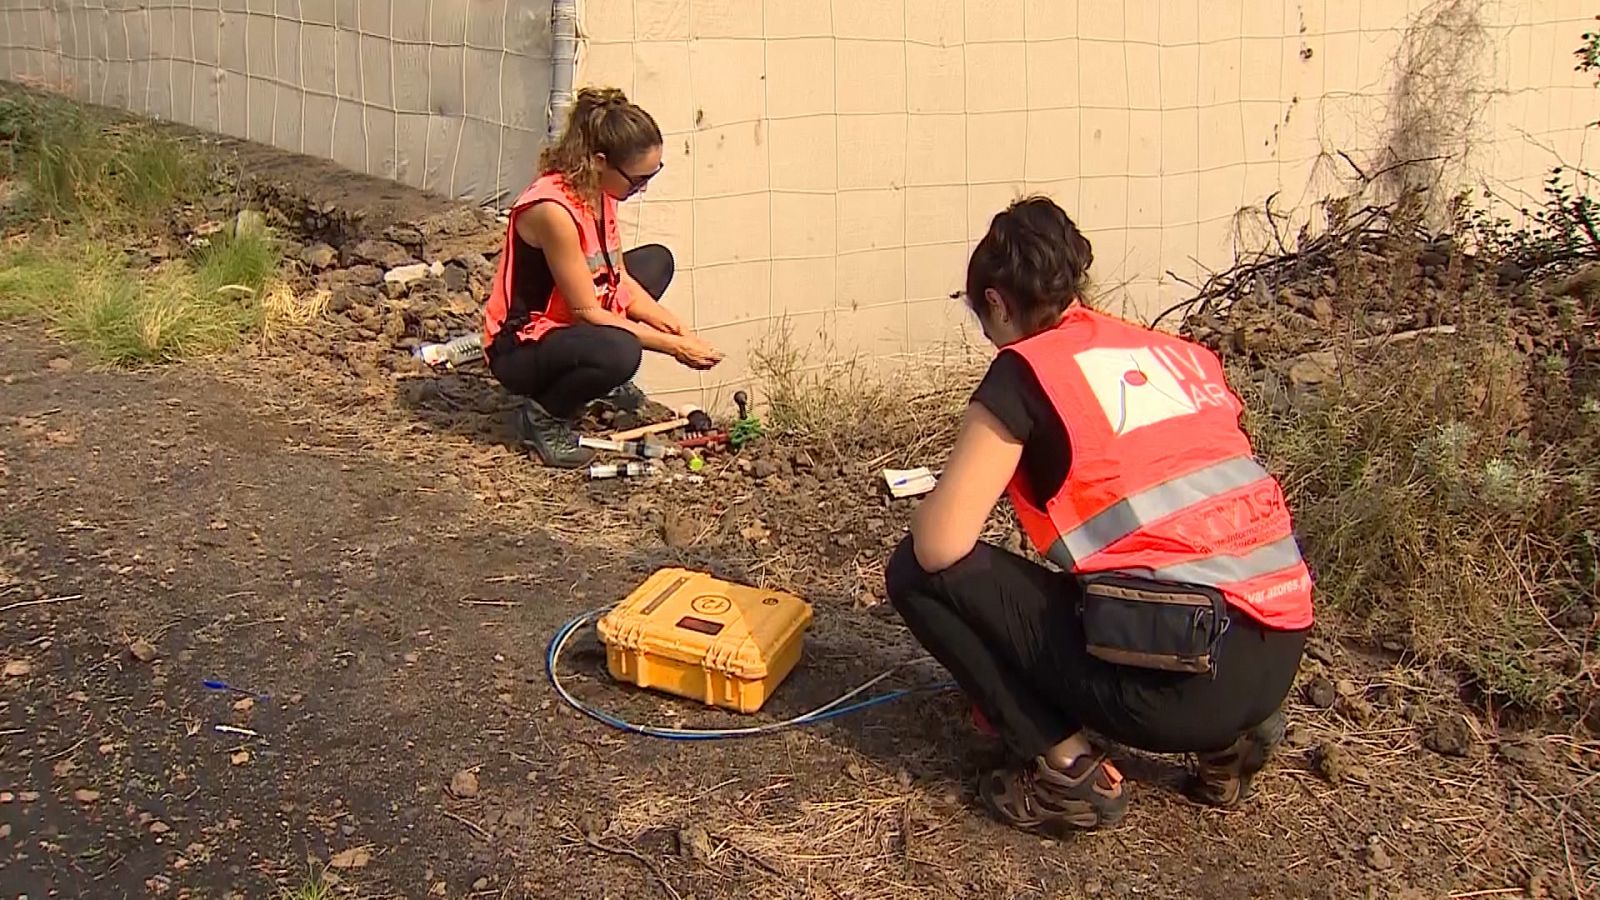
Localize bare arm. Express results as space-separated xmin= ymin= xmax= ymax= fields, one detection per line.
xmin=624 ymin=287 xmax=681 ymax=334
xmin=516 ymin=205 xmax=680 ymax=354
xmin=909 ymin=403 xmax=1025 ymax=572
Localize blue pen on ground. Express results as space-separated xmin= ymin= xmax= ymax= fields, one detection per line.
xmin=203 ymin=679 xmax=270 ymax=701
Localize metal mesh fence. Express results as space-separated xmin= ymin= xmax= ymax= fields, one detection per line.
xmin=0 ymin=0 xmax=553 ymax=204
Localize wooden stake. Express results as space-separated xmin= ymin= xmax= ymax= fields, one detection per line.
xmin=608 ymin=417 xmax=688 ymax=442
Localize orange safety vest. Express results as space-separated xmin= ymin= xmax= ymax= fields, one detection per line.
xmin=482 ymin=172 xmax=629 ymax=355
xmin=1004 ymin=305 xmax=1315 ymax=631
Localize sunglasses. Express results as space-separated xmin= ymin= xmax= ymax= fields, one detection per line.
xmin=610 ymin=160 xmax=663 ymax=197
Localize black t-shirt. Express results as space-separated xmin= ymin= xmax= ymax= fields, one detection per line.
xmin=511 ymin=230 xmax=557 ymax=317
xmin=970 ymin=349 xmax=1072 ymax=507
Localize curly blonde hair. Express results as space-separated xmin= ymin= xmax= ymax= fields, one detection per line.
xmin=538 ymin=87 xmax=662 ymax=207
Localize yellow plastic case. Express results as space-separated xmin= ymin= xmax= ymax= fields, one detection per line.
xmin=595 ymin=568 xmax=814 ymax=714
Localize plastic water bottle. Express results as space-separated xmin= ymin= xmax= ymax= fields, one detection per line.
xmin=414 ymin=332 xmax=484 ymax=368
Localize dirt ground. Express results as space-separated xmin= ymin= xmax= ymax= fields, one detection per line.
xmin=2 ymin=154 xmax=1599 ymax=899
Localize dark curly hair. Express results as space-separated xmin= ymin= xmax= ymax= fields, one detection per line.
xmin=964 ymin=195 xmax=1094 ymax=332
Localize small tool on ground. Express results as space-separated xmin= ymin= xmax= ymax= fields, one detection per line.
xmin=609 ymin=418 xmax=689 ymax=442
xmin=681 ymin=405 xmax=715 ymax=434
xmin=729 ymin=391 xmax=763 ymax=449
xmin=579 ymin=436 xmax=670 ymax=459
xmin=203 ymin=679 xmax=271 ymax=701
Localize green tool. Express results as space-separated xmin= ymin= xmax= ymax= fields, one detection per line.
xmin=729 ymin=391 xmax=764 ymax=449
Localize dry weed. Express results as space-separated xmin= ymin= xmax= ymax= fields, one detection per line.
xmin=258 ymin=284 xmax=330 ymax=346
xmin=750 ymin=317 xmax=989 ymax=468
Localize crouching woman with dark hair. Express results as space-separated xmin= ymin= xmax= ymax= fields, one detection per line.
xmin=886 ymin=195 xmax=1313 ymax=834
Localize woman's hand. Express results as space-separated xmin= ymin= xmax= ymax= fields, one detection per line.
xmin=671 ymin=333 xmax=724 ymax=370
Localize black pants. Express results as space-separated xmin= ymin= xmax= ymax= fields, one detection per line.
xmin=489 ymin=244 xmax=674 ymax=419
xmin=885 ymin=537 xmax=1307 ymax=761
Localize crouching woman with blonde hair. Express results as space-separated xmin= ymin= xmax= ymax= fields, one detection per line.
xmin=482 ymin=86 xmax=723 ymax=467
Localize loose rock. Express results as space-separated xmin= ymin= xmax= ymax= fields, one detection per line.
xmin=1309 ymin=742 xmax=1348 ymax=784
xmin=329 ymin=847 xmax=372 ymax=869
xmin=322 ymin=265 xmax=385 ymax=288
xmin=1303 ymin=674 xmax=1337 ymax=709
xmin=1423 ymin=715 xmax=1474 ymax=757
xmin=129 ymin=639 xmax=159 ymax=663
xmin=1287 ymin=350 xmax=1339 ymax=387
xmin=383 ymin=224 xmax=425 ymax=245
xmin=677 ymin=825 xmax=713 ymax=864
xmin=300 ymin=243 xmax=339 ymax=270
xmin=1365 ymin=843 xmax=1393 ymax=871
xmin=449 ymin=769 xmax=480 ymax=799
xmin=661 ymin=511 xmax=696 ymax=549
xmin=385 ymin=263 xmax=432 ymax=290
xmin=233 ymin=209 xmax=268 ymax=238
xmin=351 ymin=239 xmax=416 ymax=269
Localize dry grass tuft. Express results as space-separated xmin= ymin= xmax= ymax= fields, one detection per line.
xmin=599 ymin=764 xmax=986 ymax=900
xmin=711 ymin=773 xmax=961 ymax=899
xmin=259 ymin=284 xmax=331 ymax=345
xmin=750 ymin=318 xmax=989 ymax=469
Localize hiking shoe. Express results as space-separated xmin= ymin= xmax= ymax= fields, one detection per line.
xmin=979 ymin=754 xmax=1128 ymax=833
xmin=1187 ymin=710 xmax=1287 ymax=808
xmin=601 ymin=380 xmax=649 ymax=413
xmin=515 ymin=401 xmax=594 ymax=469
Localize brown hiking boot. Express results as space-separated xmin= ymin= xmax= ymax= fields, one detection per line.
xmin=979 ymin=754 xmax=1128 ymax=833
xmin=1188 ymin=710 xmax=1287 ymax=807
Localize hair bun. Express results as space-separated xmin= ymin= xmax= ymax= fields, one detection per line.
xmin=576 ymin=86 xmax=630 ymax=109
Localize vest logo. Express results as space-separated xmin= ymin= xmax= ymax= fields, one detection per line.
xmin=1074 ymin=346 xmax=1202 ymax=435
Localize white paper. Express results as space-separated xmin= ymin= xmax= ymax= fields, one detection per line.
xmin=883 ymin=467 xmax=937 ymax=498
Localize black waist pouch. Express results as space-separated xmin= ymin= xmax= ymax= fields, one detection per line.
xmin=1078 ymin=573 xmax=1231 ymax=675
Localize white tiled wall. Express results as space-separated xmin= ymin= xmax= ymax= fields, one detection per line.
xmin=587 ymin=0 xmax=1600 ymax=405
xmin=3 ymin=1 xmax=1594 ymax=409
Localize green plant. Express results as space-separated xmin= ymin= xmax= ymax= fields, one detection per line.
xmin=193 ymin=228 xmax=282 ymax=301
xmin=1235 ymin=287 xmax=1598 ymax=709
xmin=1576 ymin=15 xmax=1600 ymax=84
xmin=0 ymin=89 xmax=201 ymax=225
xmin=0 ymin=234 xmax=277 ymax=366
xmin=1465 ymin=21 xmax=1600 ymax=272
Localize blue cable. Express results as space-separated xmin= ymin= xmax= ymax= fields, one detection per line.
xmin=545 ymin=607 xmax=955 ymax=741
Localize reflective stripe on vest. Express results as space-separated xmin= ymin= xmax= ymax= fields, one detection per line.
xmin=1113 ymin=533 xmax=1305 ymax=586
xmin=1045 ymin=455 xmax=1273 ymax=569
